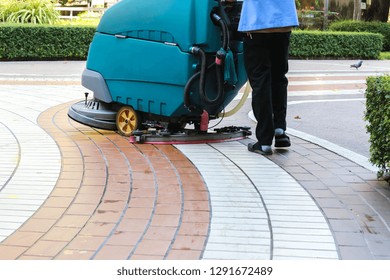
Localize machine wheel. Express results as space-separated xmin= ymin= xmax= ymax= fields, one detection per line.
xmin=116 ymin=106 xmax=140 ymax=136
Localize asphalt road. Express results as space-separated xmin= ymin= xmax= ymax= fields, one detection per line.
xmin=286 ymin=59 xmax=389 ymax=160
xmin=215 ymin=59 xmax=389 ymax=162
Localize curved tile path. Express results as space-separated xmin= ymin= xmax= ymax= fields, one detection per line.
xmin=0 ymin=86 xmax=338 ymax=259
xmin=176 ymin=143 xmax=272 ymax=260
xmin=0 ymin=86 xmax=68 ymax=243
xmin=1 ymin=101 xmax=210 ymax=260
xmin=176 ymin=142 xmax=338 ymax=259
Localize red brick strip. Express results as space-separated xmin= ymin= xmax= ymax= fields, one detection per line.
xmin=0 ymin=102 xmax=210 ymax=260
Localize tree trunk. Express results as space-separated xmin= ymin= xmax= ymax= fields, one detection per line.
xmin=353 ymin=0 xmax=361 ymax=20
xmin=363 ymin=0 xmax=390 ymax=22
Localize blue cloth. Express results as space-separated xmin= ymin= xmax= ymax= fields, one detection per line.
xmin=224 ymin=49 xmax=238 ymax=86
xmin=238 ymin=0 xmax=299 ymax=32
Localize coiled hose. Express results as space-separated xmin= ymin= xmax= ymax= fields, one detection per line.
xmin=183 ymin=12 xmax=229 ymax=111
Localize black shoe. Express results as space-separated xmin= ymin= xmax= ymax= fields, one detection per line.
xmin=275 ymin=133 xmax=291 ymax=147
xmin=248 ymin=142 xmax=272 ymax=155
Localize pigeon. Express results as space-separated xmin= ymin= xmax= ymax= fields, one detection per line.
xmin=350 ymin=60 xmax=363 ymax=70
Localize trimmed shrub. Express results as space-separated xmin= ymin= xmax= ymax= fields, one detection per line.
xmin=0 ymin=25 xmax=384 ymax=60
xmin=290 ymin=30 xmax=383 ymax=59
xmin=329 ymin=20 xmax=390 ymax=51
xmin=380 ymin=52 xmax=390 ymax=60
xmin=0 ymin=24 xmax=95 ymax=60
xmin=365 ymin=75 xmax=390 ymax=183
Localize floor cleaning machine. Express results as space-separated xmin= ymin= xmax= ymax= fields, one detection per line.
xmin=68 ymin=0 xmax=251 ymax=144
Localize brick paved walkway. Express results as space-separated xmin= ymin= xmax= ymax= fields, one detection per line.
xmin=0 ymin=60 xmax=389 ymax=260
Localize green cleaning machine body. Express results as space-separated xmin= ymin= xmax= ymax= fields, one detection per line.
xmin=68 ymin=0 xmax=247 ymax=137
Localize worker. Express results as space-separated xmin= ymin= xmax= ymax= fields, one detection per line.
xmin=238 ymin=0 xmax=299 ymax=155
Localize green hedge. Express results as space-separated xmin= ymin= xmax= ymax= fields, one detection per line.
xmin=365 ymin=75 xmax=390 ymax=183
xmin=329 ymin=20 xmax=390 ymax=51
xmin=290 ymin=31 xmax=383 ymax=59
xmin=0 ymin=25 xmax=384 ymax=60
xmin=0 ymin=24 xmax=95 ymax=60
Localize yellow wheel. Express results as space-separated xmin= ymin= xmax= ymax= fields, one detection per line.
xmin=116 ymin=106 xmax=139 ymax=136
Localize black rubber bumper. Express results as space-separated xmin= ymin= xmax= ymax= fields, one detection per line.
xmin=67 ymin=100 xmax=117 ymax=130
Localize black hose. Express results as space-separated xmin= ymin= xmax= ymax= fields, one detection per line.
xmin=197 ymin=47 xmax=225 ymax=105
xmin=211 ymin=13 xmax=229 ymax=50
xmin=220 ymin=19 xmax=229 ymax=50
xmin=183 ymin=59 xmax=216 ymax=111
xmin=184 ymin=47 xmax=225 ymax=109
xmin=183 ymin=70 xmax=200 ymax=111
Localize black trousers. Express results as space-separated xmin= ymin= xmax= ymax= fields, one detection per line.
xmin=243 ymin=32 xmax=291 ymax=145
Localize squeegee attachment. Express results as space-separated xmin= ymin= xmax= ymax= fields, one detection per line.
xmin=129 ymin=126 xmax=251 ymax=145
